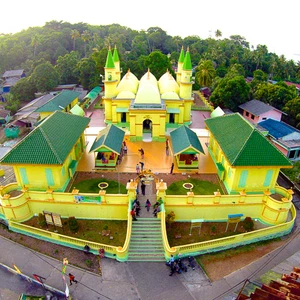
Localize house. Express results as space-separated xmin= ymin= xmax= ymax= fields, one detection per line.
xmin=170 ymin=125 xmax=204 ymax=170
xmin=258 ymin=118 xmax=300 ymax=161
xmin=0 ymin=111 xmax=90 ymax=191
xmin=239 ymin=99 xmax=284 ymax=124
xmin=1 ymin=69 xmax=26 ymax=93
xmin=35 ymin=90 xmax=81 ymax=120
xmin=0 ymin=108 xmax=11 ymax=125
xmin=89 ymin=124 xmax=125 ymax=169
xmin=14 ymin=94 xmax=54 ymax=128
xmin=103 ymin=46 xmax=194 ymax=142
xmin=205 ymin=113 xmax=292 ymax=194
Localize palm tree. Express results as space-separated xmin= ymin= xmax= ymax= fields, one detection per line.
xmin=31 ymin=34 xmax=41 ymax=57
xmin=215 ymin=29 xmax=222 ymax=39
xmin=196 ymin=60 xmax=216 ymax=87
xmin=81 ymin=30 xmax=91 ymax=57
xmin=71 ymin=29 xmax=80 ymax=51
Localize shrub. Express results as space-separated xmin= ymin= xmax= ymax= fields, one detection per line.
xmin=103 ymin=224 xmax=108 ymax=230
xmin=85 ymin=259 xmax=92 ymax=267
xmin=38 ymin=213 xmax=47 ymax=228
xmin=166 ymin=211 xmax=175 ymax=226
xmin=68 ymin=216 xmax=79 ymax=233
xmin=243 ymin=217 xmax=254 ymax=232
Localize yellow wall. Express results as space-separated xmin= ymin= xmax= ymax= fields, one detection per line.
xmin=209 ymin=135 xmax=280 ymax=194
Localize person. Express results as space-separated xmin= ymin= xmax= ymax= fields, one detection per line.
xmin=188 ymin=256 xmax=196 ymax=270
xmin=170 ymin=162 xmax=174 ymax=174
xmin=153 ymin=203 xmax=160 ymax=217
xmin=123 ymin=145 xmax=127 ymax=154
xmin=135 ymin=200 xmax=141 ymax=216
xmin=139 ymin=161 xmax=144 ymax=171
xmin=68 ymin=273 xmax=78 ymax=285
xmin=169 ymin=261 xmax=177 ymax=276
xmin=130 ymin=208 xmax=137 ymax=221
xmin=145 ymin=199 xmax=151 ymax=212
xmin=166 ymin=139 xmax=169 ymax=156
xmin=141 ymin=181 xmax=146 ymax=196
xmin=138 ymin=148 xmax=144 ymax=159
xmin=136 ymin=164 xmax=140 ymax=174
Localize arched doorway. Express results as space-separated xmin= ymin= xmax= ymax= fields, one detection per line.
xmin=142 ymin=119 xmax=152 ymax=142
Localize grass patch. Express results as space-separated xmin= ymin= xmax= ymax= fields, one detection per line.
xmin=71 ymin=178 xmax=127 ymax=194
xmin=23 ymin=217 xmax=127 ymax=247
xmin=166 ymin=178 xmax=223 ymax=195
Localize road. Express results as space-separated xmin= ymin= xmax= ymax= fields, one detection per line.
xmin=0 ymin=265 xmax=64 ymax=300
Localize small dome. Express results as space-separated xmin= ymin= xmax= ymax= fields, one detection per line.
xmin=117 ymin=71 xmax=139 ymax=94
xmin=158 ymin=71 xmax=179 ymax=94
xmin=116 ymin=91 xmax=136 ymax=99
xmin=140 ymin=70 xmax=158 ymax=86
xmin=135 ymin=83 xmax=161 ymax=104
xmin=161 ymin=92 xmax=180 ymax=100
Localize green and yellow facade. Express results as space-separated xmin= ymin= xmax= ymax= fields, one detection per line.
xmin=103 ymin=46 xmax=194 ymax=141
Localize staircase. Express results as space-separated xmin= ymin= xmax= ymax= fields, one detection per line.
xmin=128 ymin=218 xmax=165 ymax=262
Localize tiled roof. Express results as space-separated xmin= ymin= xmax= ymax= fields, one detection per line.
xmin=2 ymin=69 xmax=24 ymax=78
xmin=170 ymin=125 xmax=204 ymax=155
xmin=238 ymin=99 xmax=280 ymax=116
xmin=35 ymin=90 xmax=81 ymax=112
xmin=89 ymin=124 xmax=125 ymax=154
xmin=0 ymin=111 xmax=90 ymax=165
xmin=205 ymin=113 xmax=292 ymax=167
xmin=258 ymin=118 xmax=300 ymax=139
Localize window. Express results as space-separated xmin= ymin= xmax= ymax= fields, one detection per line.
xmin=238 ymin=170 xmax=248 ymax=188
xmin=288 ymin=150 xmax=296 ymax=159
xmin=245 ymin=112 xmax=249 ymax=117
xmin=263 ymin=170 xmax=274 ymax=187
xmin=251 ymin=114 xmax=255 ymax=120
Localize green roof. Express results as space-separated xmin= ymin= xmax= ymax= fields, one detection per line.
xmin=1 ymin=111 xmax=90 ymax=165
xmin=183 ymin=49 xmax=192 ymax=70
xmin=89 ymin=124 xmax=125 ymax=154
xmin=105 ymin=48 xmax=115 ymax=69
xmin=70 ymin=104 xmax=85 ymax=116
xmin=205 ymin=113 xmax=292 ymax=167
xmin=178 ymin=46 xmax=185 ymax=63
xmin=35 ymin=90 xmax=81 ymax=113
xmin=170 ymin=126 xmax=204 ymax=155
xmin=113 ymin=46 xmax=120 ymax=62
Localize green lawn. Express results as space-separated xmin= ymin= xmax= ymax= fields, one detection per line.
xmin=166 ymin=178 xmax=223 ymax=195
xmin=71 ymin=178 xmax=127 ymax=194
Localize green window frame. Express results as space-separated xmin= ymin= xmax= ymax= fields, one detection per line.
xmin=238 ymin=170 xmax=248 ymax=188
xmin=263 ymin=170 xmax=274 ymax=187
xmin=20 ymin=168 xmax=29 ymax=185
xmin=45 ymin=168 xmax=55 ymax=187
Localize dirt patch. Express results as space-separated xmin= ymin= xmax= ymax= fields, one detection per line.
xmin=198 ymin=239 xmax=286 ymax=281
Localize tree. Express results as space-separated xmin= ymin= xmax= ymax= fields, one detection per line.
xmin=31 ymin=62 xmax=60 ymax=92
xmin=210 ymin=75 xmax=250 ymax=111
xmin=282 ymin=97 xmax=300 ymax=128
xmin=71 ymin=29 xmax=80 ymax=51
xmin=10 ymin=77 xmax=37 ymax=102
xmin=81 ymin=30 xmax=91 ymax=57
xmin=144 ymin=51 xmax=171 ymax=79
xmin=75 ymin=57 xmax=98 ymax=90
xmin=215 ymin=29 xmax=222 ymax=39
xmin=55 ymin=51 xmax=80 ymax=84
xmin=195 ymin=60 xmax=216 ymax=87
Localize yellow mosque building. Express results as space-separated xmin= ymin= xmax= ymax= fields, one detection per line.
xmin=102 ymin=46 xmax=194 ymax=141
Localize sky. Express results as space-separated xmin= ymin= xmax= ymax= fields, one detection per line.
xmin=1 ymin=0 xmax=299 ymax=62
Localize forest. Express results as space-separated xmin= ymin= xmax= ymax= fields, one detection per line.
xmin=0 ymin=20 xmax=299 ymax=129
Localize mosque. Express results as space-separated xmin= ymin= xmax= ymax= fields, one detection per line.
xmin=102 ymin=46 xmax=194 ymax=142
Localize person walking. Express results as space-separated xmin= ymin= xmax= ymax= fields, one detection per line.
xmin=130 ymin=208 xmax=137 ymax=221
xmin=139 ymin=161 xmax=144 ymax=171
xmin=145 ymin=199 xmax=151 ymax=212
xmin=135 ymin=200 xmax=141 ymax=216
xmin=141 ymin=181 xmax=146 ymax=196
xmin=138 ymin=148 xmax=144 ymax=159
xmin=68 ymin=273 xmax=78 ymax=285
xmin=136 ymin=164 xmax=140 ymax=174
xmin=170 ymin=162 xmax=174 ymax=174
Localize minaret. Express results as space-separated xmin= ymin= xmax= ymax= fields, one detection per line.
xmin=113 ymin=45 xmax=121 ymax=83
xmin=104 ymin=46 xmax=118 ymax=98
xmin=176 ymin=46 xmax=185 ymax=84
xmin=179 ymin=47 xmax=194 ymax=99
